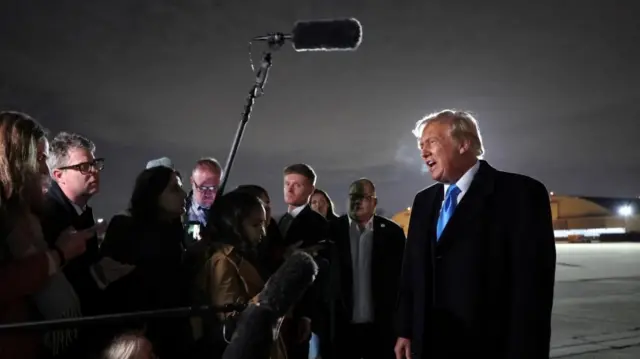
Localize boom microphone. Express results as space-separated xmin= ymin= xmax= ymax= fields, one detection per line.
xmin=221 ymin=251 xmax=318 ymax=359
xmin=253 ymin=18 xmax=363 ymax=52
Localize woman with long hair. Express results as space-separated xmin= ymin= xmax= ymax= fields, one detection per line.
xmin=100 ymin=166 xmax=191 ymax=358
xmin=193 ymin=190 xmax=287 ymax=359
xmin=0 ymin=111 xmax=93 ymax=359
xmin=234 ymin=184 xmax=285 ymax=277
xmin=310 ymin=189 xmax=339 ymax=222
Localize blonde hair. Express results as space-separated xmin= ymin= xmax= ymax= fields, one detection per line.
xmin=0 ymin=111 xmax=47 ymax=214
xmin=412 ymin=109 xmax=485 ymax=159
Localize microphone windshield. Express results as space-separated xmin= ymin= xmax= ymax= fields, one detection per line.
xmin=292 ymin=18 xmax=363 ymax=52
xmin=220 ymin=304 xmax=276 ymax=359
xmin=256 ymin=251 xmax=318 ymax=317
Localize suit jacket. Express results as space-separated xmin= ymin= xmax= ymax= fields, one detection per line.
xmin=257 ymin=218 xmax=286 ymax=278
xmin=279 ymin=205 xmax=330 ymax=248
xmin=278 ymin=205 xmax=331 ymax=342
xmin=39 ymin=181 xmax=103 ymax=315
xmin=332 ymin=215 xmax=405 ymax=330
xmin=396 ymin=160 xmax=556 ymax=359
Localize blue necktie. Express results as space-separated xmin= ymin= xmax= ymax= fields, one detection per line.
xmin=436 ymin=184 xmax=461 ymax=241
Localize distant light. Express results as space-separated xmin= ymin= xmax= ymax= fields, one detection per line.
xmin=406 ymin=207 xmax=411 ymax=211
xmin=549 ymin=191 xmax=554 ymax=196
xmin=554 ymin=227 xmax=626 ymax=238
xmin=618 ymin=205 xmax=634 ymax=217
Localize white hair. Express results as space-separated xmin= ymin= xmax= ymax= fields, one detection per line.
xmin=412 ymin=109 xmax=485 ymax=159
xmin=101 ymin=332 xmax=149 ymax=359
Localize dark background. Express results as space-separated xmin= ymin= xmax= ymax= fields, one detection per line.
xmin=1 ymin=0 xmax=639 ymax=218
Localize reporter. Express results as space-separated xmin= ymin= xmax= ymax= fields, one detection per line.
xmin=193 ymin=191 xmax=287 ymax=359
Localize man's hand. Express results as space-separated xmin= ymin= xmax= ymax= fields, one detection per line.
xmin=91 ymin=220 xmax=108 ymax=238
xmin=394 ymin=337 xmax=411 ymax=359
xmin=284 ymin=241 xmax=304 ymax=258
xmin=285 ymin=240 xmax=325 ymax=258
xmin=298 ymin=317 xmax=312 ymax=343
xmin=54 ymin=226 xmax=94 ymax=261
xmin=302 ymin=244 xmax=325 ymax=257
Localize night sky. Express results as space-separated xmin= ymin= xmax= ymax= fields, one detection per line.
xmin=1 ymin=0 xmax=639 ymax=218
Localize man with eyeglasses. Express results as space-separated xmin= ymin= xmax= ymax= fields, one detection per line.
xmin=186 ymin=157 xmax=223 ymax=226
xmin=39 ymin=132 xmax=130 ymax=358
xmin=330 ymin=178 xmax=405 ymax=359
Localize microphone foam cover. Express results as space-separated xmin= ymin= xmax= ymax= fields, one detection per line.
xmin=292 ymin=18 xmax=363 ymax=52
xmin=221 ymin=304 xmax=276 ymax=359
xmin=257 ymin=251 xmax=318 ymax=317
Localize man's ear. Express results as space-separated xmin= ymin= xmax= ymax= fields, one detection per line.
xmin=458 ymin=137 xmax=472 ymax=155
xmin=51 ymin=168 xmax=64 ymax=182
xmin=306 ymin=184 xmax=316 ymax=202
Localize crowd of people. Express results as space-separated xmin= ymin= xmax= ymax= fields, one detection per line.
xmin=0 ymin=108 xmax=557 ymax=359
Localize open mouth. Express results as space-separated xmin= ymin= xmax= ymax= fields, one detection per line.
xmin=426 ymin=160 xmax=437 ymax=170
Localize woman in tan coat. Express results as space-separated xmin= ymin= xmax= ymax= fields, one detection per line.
xmin=194 ymin=191 xmax=287 ymax=359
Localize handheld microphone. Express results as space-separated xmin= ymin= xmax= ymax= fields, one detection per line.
xmin=252 ymin=18 xmax=362 ymax=52
xmin=257 ymin=250 xmax=318 ymax=316
xmin=221 ymin=251 xmax=318 ymax=359
xmin=220 ymin=304 xmax=276 ymax=359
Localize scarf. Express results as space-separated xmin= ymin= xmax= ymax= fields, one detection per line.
xmin=5 ymin=212 xmax=82 ymax=356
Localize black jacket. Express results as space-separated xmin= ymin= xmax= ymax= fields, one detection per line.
xmin=39 ymin=181 xmax=103 ymax=315
xmin=396 ymin=161 xmax=556 ymax=359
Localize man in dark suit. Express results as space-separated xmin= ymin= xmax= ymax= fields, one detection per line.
xmin=278 ymin=163 xmax=331 ymax=359
xmin=394 ymin=110 xmax=556 ymax=359
xmin=39 ymin=132 xmax=115 ymax=358
xmin=41 ymin=132 xmax=106 ymax=315
xmin=332 ymin=178 xmax=405 ymax=359
xmin=186 ymin=157 xmax=223 ymax=227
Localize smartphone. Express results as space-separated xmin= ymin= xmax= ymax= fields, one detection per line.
xmin=186 ymin=222 xmax=202 ymax=241
xmin=95 ymin=218 xmax=107 ymax=244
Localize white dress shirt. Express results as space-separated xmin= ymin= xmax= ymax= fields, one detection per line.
xmin=348 ymin=215 xmax=375 ymax=323
xmin=289 ymin=204 xmax=306 ymax=218
xmin=443 ymin=160 xmax=481 ymax=205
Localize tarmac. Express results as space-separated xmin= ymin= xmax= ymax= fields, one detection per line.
xmin=551 ymin=243 xmax=640 ymax=358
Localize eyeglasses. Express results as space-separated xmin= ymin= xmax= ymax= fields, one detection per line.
xmin=58 ymin=158 xmax=105 ymax=174
xmin=195 ymin=183 xmax=218 ymax=193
